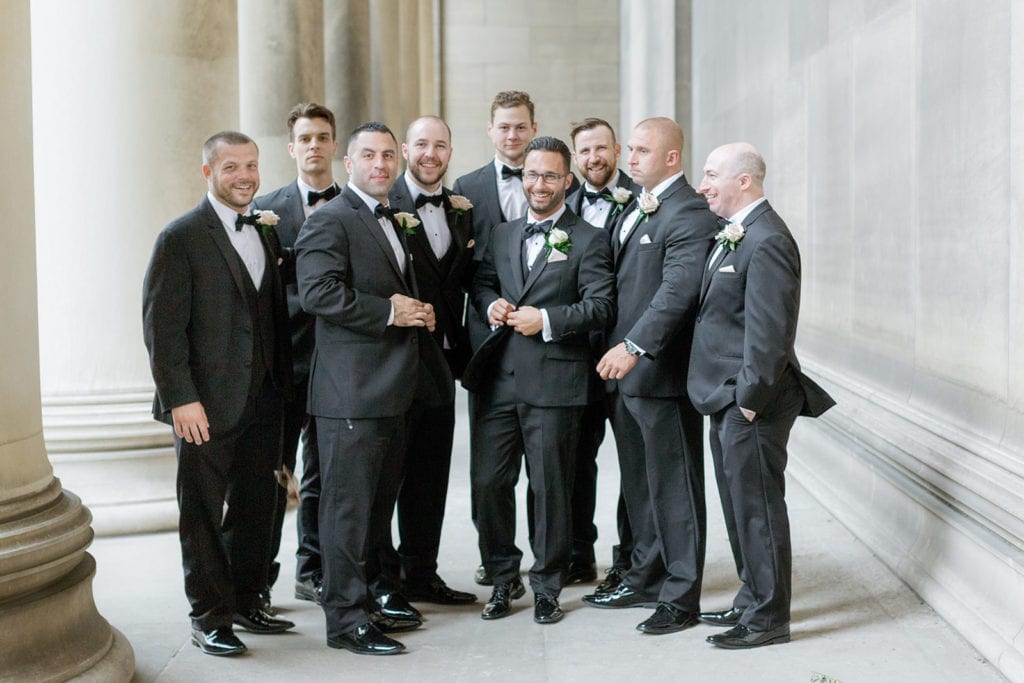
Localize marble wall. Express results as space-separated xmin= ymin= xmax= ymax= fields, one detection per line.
xmin=690 ymin=1 xmax=1023 ymax=679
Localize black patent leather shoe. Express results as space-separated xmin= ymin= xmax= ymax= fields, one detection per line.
xmin=706 ymin=623 xmax=791 ymax=649
xmin=533 ymin=593 xmax=564 ymax=624
xmin=636 ymin=603 xmax=699 ymax=634
xmin=474 ymin=564 xmax=493 ymax=586
xmin=582 ymin=584 xmax=655 ymax=609
xmin=232 ymin=607 xmax=295 ymax=634
xmin=327 ymin=623 xmax=405 ymax=655
xmin=404 ymin=577 xmax=478 ymax=604
xmin=481 ymin=578 xmax=525 ymax=620
xmin=295 ymin=575 xmax=323 ymax=604
xmin=370 ymin=609 xmax=422 ymax=634
xmin=191 ymin=626 xmax=247 ymax=656
xmin=564 ymin=561 xmax=598 ymax=585
xmin=594 ymin=566 xmax=627 ymax=595
xmin=376 ymin=592 xmax=424 ymax=621
xmin=698 ymin=606 xmax=744 ymax=627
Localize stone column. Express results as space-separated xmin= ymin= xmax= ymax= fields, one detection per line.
xmin=325 ymin=0 xmax=372 ymax=144
xmin=619 ymin=0 xmax=677 ymax=129
xmin=239 ymin=0 xmax=326 ymax=191
xmin=0 ymin=1 xmax=133 ymax=679
xmin=30 ymin=0 xmax=239 ymax=535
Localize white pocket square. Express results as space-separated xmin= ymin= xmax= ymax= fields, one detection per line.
xmin=639 ymin=234 xmax=652 ymax=244
xmin=547 ymin=249 xmax=568 ymax=262
xmin=718 ymin=264 xmax=736 ymax=273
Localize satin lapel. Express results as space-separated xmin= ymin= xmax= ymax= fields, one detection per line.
xmin=286 ymin=182 xmax=306 ymax=227
xmin=206 ymin=207 xmax=251 ymax=299
xmin=507 ymin=218 xmax=526 ymax=297
xmin=699 ymin=243 xmax=726 ymax=305
xmin=481 ymin=164 xmax=505 ymax=223
xmin=344 ymin=189 xmax=408 ymax=287
xmin=614 ymin=198 xmax=642 ymax=260
xmin=397 ymin=178 xmax=444 ymax=277
xmin=519 ymin=212 xmax=574 ymax=303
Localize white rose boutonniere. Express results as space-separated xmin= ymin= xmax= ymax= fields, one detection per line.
xmin=608 ymin=186 xmax=633 ymax=219
xmin=714 ymin=221 xmax=745 ymax=251
xmin=447 ymin=194 xmax=473 ymax=218
xmin=394 ymin=211 xmax=421 ymax=235
xmin=636 ymin=191 xmax=660 ymax=222
xmin=544 ymin=227 xmax=572 ymax=255
xmin=254 ymin=209 xmax=280 ymax=228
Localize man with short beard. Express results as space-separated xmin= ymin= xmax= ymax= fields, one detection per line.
xmin=381 ymin=115 xmax=477 ymax=605
xmin=466 ymin=136 xmax=615 ymax=624
xmin=143 ymin=131 xmax=294 ymax=657
xmin=562 ymin=118 xmax=642 ymax=591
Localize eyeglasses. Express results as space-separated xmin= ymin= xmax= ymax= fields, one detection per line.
xmin=523 ymin=171 xmax=567 ymax=184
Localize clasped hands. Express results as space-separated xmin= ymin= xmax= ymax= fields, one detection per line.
xmin=489 ymin=298 xmax=543 ymax=336
xmin=391 ymin=293 xmax=436 ymax=331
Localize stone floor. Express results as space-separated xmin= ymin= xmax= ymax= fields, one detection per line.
xmin=89 ymin=391 xmax=1007 ymax=683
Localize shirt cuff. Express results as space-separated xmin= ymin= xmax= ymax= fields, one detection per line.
xmin=541 ymin=309 xmax=553 ymax=342
xmin=486 ymin=300 xmax=499 ymax=330
xmin=387 ymin=301 xmax=395 ymax=326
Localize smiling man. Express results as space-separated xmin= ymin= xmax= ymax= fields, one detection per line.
xmin=143 ymin=130 xmax=295 ymax=657
xmin=467 ymin=136 xmax=615 ymax=625
xmin=295 ymin=122 xmax=453 ymax=655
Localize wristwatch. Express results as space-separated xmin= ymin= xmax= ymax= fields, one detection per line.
xmin=623 ymin=339 xmax=643 ymax=357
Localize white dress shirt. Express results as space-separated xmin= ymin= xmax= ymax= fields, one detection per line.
xmin=208 ymin=192 xmax=266 ymax=288
xmin=493 ymin=157 xmax=528 ymax=222
xmin=404 ymin=171 xmax=452 ymax=259
xmin=296 ymin=178 xmax=339 ymax=219
xmin=580 ymin=170 xmax=621 ymax=229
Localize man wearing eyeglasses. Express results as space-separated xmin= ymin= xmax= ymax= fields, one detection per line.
xmin=464 ymin=136 xmax=615 ymax=625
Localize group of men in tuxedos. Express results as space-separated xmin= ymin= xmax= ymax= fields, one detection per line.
xmin=142 ymin=87 xmax=832 ymax=657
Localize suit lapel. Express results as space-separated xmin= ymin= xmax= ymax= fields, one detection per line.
xmin=482 ymin=164 xmax=505 ymax=223
xmin=519 ymin=212 xmax=575 ymax=303
xmin=343 ymin=188 xmax=408 ymax=287
xmin=507 ymin=217 xmax=526 ymax=297
xmin=204 ymin=200 xmax=252 ymax=299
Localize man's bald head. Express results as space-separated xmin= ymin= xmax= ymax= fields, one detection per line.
xmin=635 ymin=117 xmax=685 ymax=154
xmin=627 ymin=117 xmax=685 ymax=190
xmin=698 ymin=142 xmax=766 ymax=218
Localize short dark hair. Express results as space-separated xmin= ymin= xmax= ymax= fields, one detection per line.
xmin=347 ymin=122 xmax=398 ymax=151
xmin=524 ymin=136 xmax=571 ymax=174
xmin=202 ymin=131 xmax=256 ymax=166
xmin=569 ymin=117 xmax=616 ymax=147
xmin=287 ymin=102 xmax=337 ymax=140
xmin=490 ymin=91 xmax=535 ymax=122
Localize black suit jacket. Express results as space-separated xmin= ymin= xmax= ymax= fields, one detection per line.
xmin=254 ymin=180 xmax=330 ymax=381
xmin=566 ymin=170 xmax=640 ymax=229
xmin=294 ymin=186 xmax=453 ymax=419
xmin=608 ymin=174 xmax=717 ymax=399
xmin=388 ymin=176 xmax=475 ymax=376
xmin=687 ymin=200 xmax=834 ymax=418
xmin=464 ymin=209 xmax=615 ymax=405
xmin=143 ymin=197 xmax=292 ymax=430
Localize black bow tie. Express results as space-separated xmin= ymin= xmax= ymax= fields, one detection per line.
xmin=717 ymin=216 xmax=732 ymax=229
xmin=307 ymin=185 xmax=338 ymax=206
xmin=523 ymin=220 xmax=552 ymax=237
xmin=374 ymin=204 xmax=397 ymax=220
xmin=235 ymin=213 xmax=259 ymax=231
xmin=415 ymin=193 xmax=444 ymax=209
xmin=501 ymin=165 xmax=523 ymax=180
xmin=582 ymin=188 xmax=610 ymax=204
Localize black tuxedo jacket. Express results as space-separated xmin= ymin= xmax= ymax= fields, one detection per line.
xmin=294 ymin=186 xmax=453 ymax=418
xmin=388 ymin=176 xmax=475 ymax=376
xmin=566 ymin=170 xmax=640 ymax=229
xmin=143 ymin=197 xmax=292 ymax=430
xmin=608 ymin=174 xmax=718 ymax=399
xmin=687 ymin=200 xmax=834 ymax=417
xmin=464 ymin=209 xmax=615 ymax=406
xmin=254 ymin=180 xmax=329 ymax=381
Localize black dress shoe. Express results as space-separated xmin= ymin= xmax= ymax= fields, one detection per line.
xmin=474 ymin=564 xmax=493 ymax=586
xmin=295 ymin=575 xmax=323 ymax=603
xmin=258 ymin=587 xmax=273 ymax=614
xmin=404 ymin=577 xmax=478 ymax=604
xmin=706 ymin=623 xmax=791 ymax=649
xmin=481 ymin=578 xmax=526 ymax=620
xmin=232 ymin=607 xmax=295 ymax=634
xmin=533 ymin=593 xmax=564 ymax=624
xmin=582 ymin=584 xmax=655 ymax=609
xmin=370 ymin=610 xmax=422 ymax=633
xmin=636 ymin=603 xmax=699 ymax=634
xmin=327 ymin=623 xmax=405 ymax=655
xmin=191 ymin=626 xmax=247 ymax=656
xmin=698 ymin=606 xmax=744 ymax=627
xmin=564 ymin=561 xmax=598 ymax=585
xmin=376 ymin=592 xmax=424 ymax=621
xmin=594 ymin=566 xmax=627 ymax=595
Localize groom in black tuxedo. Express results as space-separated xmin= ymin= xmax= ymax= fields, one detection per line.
xmin=143 ymin=131 xmax=295 ymax=657
xmin=689 ymin=142 xmax=834 ymax=649
xmin=295 ymin=122 xmax=452 ymax=656
xmin=467 ymin=136 xmax=615 ymax=624
xmin=586 ymin=118 xmax=717 ymax=638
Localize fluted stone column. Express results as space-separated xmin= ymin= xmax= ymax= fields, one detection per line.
xmin=0 ymin=1 xmax=134 ymax=679
xmin=31 ymin=0 xmax=239 ymax=535
xmin=239 ymin=0 xmax=326 ymax=190
xmin=619 ymin=1 xmax=676 ymax=125
xmin=325 ymin=0 xmax=372 ymax=141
